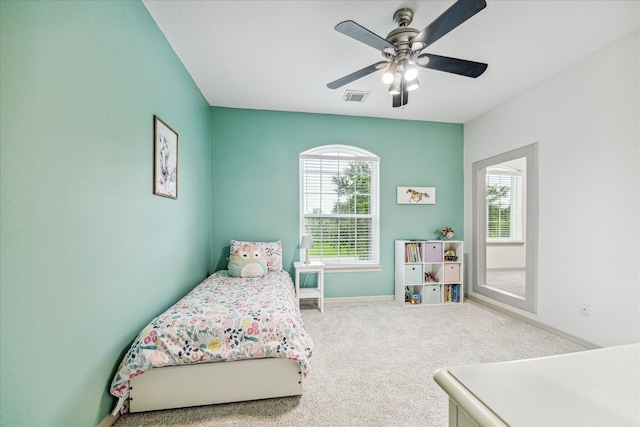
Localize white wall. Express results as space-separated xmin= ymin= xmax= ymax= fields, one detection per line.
xmin=486 ymin=243 xmax=525 ymax=270
xmin=464 ymin=29 xmax=639 ymax=347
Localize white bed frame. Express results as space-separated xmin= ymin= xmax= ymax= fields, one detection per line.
xmin=123 ymin=357 xmax=302 ymax=413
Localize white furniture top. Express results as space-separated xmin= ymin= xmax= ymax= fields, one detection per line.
xmin=294 ymin=261 xmax=325 ymax=272
xmin=434 ymin=344 xmax=640 ymax=427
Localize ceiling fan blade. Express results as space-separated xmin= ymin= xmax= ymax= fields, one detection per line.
xmin=417 ymin=53 xmax=487 ymax=78
xmin=327 ymin=61 xmax=388 ymax=90
xmin=335 ymin=20 xmax=396 ymax=53
xmin=392 ymin=81 xmax=409 ymax=108
xmin=412 ymin=0 xmax=486 ymax=49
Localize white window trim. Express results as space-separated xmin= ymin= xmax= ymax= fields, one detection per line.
xmin=299 ymin=145 xmax=380 ymax=270
xmin=323 ymin=264 xmax=383 ymax=273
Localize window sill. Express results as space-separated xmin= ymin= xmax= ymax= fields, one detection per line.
xmin=486 ymin=240 xmax=525 ymax=246
xmin=322 ymin=264 xmax=383 ymax=273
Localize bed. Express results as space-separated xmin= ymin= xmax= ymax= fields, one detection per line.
xmin=109 ymin=240 xmax=313 ymax=415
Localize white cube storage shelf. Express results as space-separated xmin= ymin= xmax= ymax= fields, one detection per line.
xmin=395 ymin=240 xmax=463 ymax=306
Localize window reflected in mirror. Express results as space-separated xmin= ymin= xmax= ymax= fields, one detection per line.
xmin=484 ymin=157 xmax=526 ymax=298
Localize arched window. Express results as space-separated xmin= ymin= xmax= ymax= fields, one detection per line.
xmin=299 ymin=145 xmax=380 ymax=269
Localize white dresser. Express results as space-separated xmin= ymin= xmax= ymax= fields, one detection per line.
xmin=434 ymin=344 xmax=640 ymax=427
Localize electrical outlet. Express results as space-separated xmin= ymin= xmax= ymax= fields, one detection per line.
xmin=580 ymin=302 xmax=590 ymax=316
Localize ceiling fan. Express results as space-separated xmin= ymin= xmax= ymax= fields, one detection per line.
xmin=327 ymin=0 xmax=489 ymax=108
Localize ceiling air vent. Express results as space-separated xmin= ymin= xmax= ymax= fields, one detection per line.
xmin=343 ymin=90 xmax=370 ymax=103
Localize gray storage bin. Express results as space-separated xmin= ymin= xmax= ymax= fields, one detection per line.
xmin=423 ymin=285 xmax=441 ymax=304
xmin=404 ymin=264 xmax=423 ymax=284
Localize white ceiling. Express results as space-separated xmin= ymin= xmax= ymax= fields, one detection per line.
xmin=142 ymin=1 xmax=639 ymax=124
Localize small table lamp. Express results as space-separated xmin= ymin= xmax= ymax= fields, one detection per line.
xmin=300 ymin=235 xmax=314 ymax=264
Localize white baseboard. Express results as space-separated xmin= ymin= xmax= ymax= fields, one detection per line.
xmin=465 ymin=294 xmax=599 ymax=350
xmin=325 ymin=295 xmax=395 ymax=304
xmin=299 ymin=294 xmax=394 ymax=310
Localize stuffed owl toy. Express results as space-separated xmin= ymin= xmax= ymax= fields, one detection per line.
xmin=227 ymin=243 xmax=268 ymax=278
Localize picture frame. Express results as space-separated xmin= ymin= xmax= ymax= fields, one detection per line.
xmin=397 ymin=186 xmax=436 ymax=204
xmin=153 ymin=115 xmax=178 ymax=199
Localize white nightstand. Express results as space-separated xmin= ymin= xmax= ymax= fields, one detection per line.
xmin=294 ymin=261 xmax=324 ymax=312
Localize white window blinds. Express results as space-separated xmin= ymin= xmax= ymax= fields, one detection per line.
xmin=486 ymin=169 xmax=523 ymax=241
xmin=299 ymin=145 xmax=380 ymax=266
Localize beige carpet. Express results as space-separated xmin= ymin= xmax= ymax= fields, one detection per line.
xmin=113 ymin=300 xmax=590 ymax=427
xmin=485 ymin=269 xmax=526 ymax=297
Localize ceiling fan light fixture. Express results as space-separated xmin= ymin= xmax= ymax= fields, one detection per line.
xmin=415 ymin=53 xmax=430 ymax=67
xmin=406 ymin=79 xmax=420 ymax=92
xmin=383 ymin=46 xmax=396 ymax=55
xmin=388 ymin=73 xmax=402 ymax=95
xmin=403 ymin=60 xmax=418 ymax=81
xmin=382 ymin=61 xmax=398 ymax=84
xmin=410 ymin=41 xmax=425 ymax=52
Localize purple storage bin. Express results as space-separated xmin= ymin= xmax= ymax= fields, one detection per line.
xmin=424 ymin=242 xmax=443 ymax=262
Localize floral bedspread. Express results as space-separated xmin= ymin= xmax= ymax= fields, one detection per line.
xmin=110 ymin=270 xmax=313 ymax=412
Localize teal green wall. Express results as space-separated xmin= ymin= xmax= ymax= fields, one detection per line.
xmin=0 ymin=1 xmax=211 ymax=426
xmin=1 ymin=1 xmax=463 ymax=424
xmin=210 ymin=108 xmax=463 ymax=298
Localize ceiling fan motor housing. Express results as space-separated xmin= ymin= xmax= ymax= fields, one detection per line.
xmin=393 ymin=8 xmax=413 ymax=27
xmin=386 ymin=9 xmax=421 ymax=63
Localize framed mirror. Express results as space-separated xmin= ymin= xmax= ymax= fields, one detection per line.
xmin=472 ymin=143 xmax=538 ymax=313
